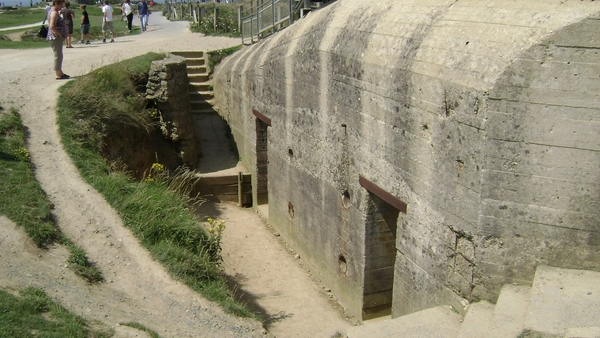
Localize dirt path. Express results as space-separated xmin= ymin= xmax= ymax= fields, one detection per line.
xmin=0 ymin=12 xmax=353 ymax=338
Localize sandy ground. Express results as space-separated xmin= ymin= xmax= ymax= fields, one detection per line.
xmin=0 ymin=13 xmax=353 ymax=338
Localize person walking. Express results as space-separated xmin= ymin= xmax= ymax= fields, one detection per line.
xmin=60 ymin=1 xmax=74 ymax=48
xmin=47 ymin=0 xmax=69 ymax=79
xmin=137 ymin=0 xmax=148 ymax=32
xmin=79 ymin=4 xmax=90 ymax=44
xmin=122 ymin=0 xmax=133 ymax=32
xmin=102 ymin=0 xmax=114 ymax=43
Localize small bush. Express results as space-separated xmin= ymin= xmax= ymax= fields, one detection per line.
xmin=170 ymin=3 xmax=240 ymax=37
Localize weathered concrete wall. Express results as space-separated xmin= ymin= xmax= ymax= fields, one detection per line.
xmin=146 ymin=56 xmax=198 ymax=168
xmin=213 ymin=0 xmax=600 ymax=320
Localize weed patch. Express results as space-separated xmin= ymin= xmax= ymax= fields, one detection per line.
xmin=208 ymin=44 xmax=242 ymax=73
xmin=0 ymin=287 xmax=112 ymax=337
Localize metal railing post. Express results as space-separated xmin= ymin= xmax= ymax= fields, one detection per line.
xmin=250 ymin=1 xmax=254 ymax=43
xmin=271 ymin=0 xmax=275 ymax=30
xmin=256 ymin=0 xmax=261 ymax=38
xmin=238 ymin=5 xmax=241 ymax=35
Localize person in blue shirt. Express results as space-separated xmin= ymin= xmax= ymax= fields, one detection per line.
xmin=137 ymin=0 xmax=148 ymax=32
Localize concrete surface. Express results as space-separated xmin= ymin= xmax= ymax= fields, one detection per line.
xmin=213 ymin=0 xmax=600 ymax=319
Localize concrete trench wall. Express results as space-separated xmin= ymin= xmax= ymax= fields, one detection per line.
xmin=213 ymin=0 xmax=600 ymax=320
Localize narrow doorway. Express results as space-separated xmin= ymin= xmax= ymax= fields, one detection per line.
xmin=359 ymin=176 xmax=406 ymax=320
xmin=255 ymin=114 xmax=269 ymax=205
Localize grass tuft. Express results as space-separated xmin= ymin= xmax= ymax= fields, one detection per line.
xmin=208 ymin=45 xmax=242 ymax=73
xmin=0 ymin=287 xmax=113 ymax=337
xmin=68 ymin=245 xmax=104 ymax=284
xmin=120 ymin=322 xmax=161 ymax=338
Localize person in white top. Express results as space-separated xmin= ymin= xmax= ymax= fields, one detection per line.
xmin=122 ymin=0 xmax=133 ymax=32
xmin=102 ymin=0 xmax=114 ymax=43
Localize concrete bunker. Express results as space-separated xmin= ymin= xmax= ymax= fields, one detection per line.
xmin=213 ymin=0 xmax=600 ymax=321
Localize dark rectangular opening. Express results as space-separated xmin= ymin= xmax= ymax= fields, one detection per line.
xmin=359 ymin=176 xmax=406 ymax=319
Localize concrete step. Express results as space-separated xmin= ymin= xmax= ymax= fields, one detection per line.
xmin=523 ymin=266 xmax=600 ymax=337
xmin=188 ymin=74 xmax=209 ymax=82
xmin=490 ymin=285 xmax=531 ymax=338
xmin=190 ymin=82 xmax=211 ymax=92
xmin=171 ymin=50 xmax=205 ymax=59
xmin=456 ymin=300 xmax=495 ymax=338
xmin=189 ymin=91 xmax=213 ymax=101
xmin=185 ymin=58 xmax=206 ymax=67
xmin=345 ymin=305 xmax=462 ymax=338
xmin=187 ymin=65 xmax=208 ymax=75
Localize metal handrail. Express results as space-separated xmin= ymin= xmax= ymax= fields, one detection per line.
xmin=240 ymin=0 xmax=310 ymax=44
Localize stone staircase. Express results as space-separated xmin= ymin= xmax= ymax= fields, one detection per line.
xmin=169 ymin=50 xmax=251 ymax=204
xmin=170 ymin=50 xmax=213 ymax=115
xmin=346 ymin=266 xmax=600 ymax=338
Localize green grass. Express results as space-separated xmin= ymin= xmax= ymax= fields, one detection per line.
xmin=0 ymin=287 xmax=112 ymax=338
xmin=0 ymin=5 xmax=136 ymax=49
xmin=56 ymin=53 xmax=259 ymax=320
xmin=0 ymin=7 xmax=47 ymax=29
xmin=0 ymin=108 xmax=61 ymax=247
xmin=0 ymin=28 xmax=51 ymax=49
xmin=208 ymin=44 xmax=242 ymax=73
xmin=0 ymin=108 xmax=103 ymax=283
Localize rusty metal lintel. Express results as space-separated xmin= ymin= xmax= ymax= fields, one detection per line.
xmin=359 ymin=175 xmax=407 ymax=214
xmin=253 ymin=108 xmax=271 ymax=126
